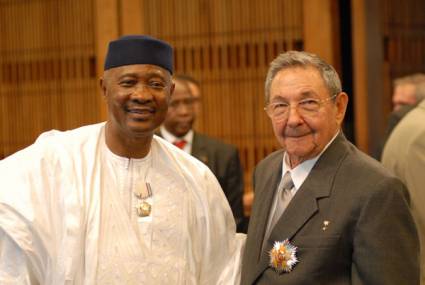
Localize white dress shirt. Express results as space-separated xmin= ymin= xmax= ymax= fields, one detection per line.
xmin=159 ymin=126 xmax=194 ymax=154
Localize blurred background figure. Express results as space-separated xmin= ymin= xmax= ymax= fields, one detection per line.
xmin=392 ymin=73 xmax=425 ymax=111
xmin=174 ymin=75 xmax=203 ymax=131
xmin=375 ymin=73 xmax=425 ymax=159
xmin=381 ymin=81 xmax=425 ymax=284
xmin=175 ymin=75 xmax=255 ymax=222
xmin=388 ymin=73 xmax=425 ymax=131
xmin=159 ymin=75 xmax=247 ymax=233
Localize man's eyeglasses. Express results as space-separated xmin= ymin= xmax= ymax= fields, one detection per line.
xmin=264 ymin=94 xmax=338 ymax=120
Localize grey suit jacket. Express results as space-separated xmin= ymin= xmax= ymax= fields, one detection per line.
xmin=242 ymin=133 xmax=419 ymax=284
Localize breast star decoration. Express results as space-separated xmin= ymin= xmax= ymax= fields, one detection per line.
xmin=269 ymin=239 xmax=298 ymax=273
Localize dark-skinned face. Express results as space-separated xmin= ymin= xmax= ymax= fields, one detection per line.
xmin=101 ymin=64 xmax=174 ymax=139
xmin=162 ymin=79 xmax=195 ymax=137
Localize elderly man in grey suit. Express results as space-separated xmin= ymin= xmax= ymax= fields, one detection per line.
xmin=241 ymin=51 xmax=419 ymax=284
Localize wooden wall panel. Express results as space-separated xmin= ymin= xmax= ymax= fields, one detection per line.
xmin=351 ymin=0 xmax=372 ymax=153
xmin=94 ymin=0 xmax=119 ymax=120
xmin=0 ymin=0 xmax=99 ymax=158
xmin=303 ymin=0 xmax=340 ymax=70
xmin=351 ymin=0 xmax=425 ymax=154
xmin=382 ymin=0 xmax=425 ymax=108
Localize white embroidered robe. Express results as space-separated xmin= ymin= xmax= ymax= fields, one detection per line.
xmin=0 ymin=123 xmax=245 ymax=284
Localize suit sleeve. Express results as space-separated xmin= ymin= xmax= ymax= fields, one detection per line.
xmin=405 ymin=136 xmax=425 ymax=282
xmin=352 ymin=177 xmax=420 ymax=285
xmin=198 ymin=169 xmax=246 ymax=285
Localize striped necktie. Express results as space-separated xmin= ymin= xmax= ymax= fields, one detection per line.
xmin=262 ymin=171 xmax=295 ymax=251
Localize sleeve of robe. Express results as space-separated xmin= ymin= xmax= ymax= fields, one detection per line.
xmin=0 ymin=132 xmax=67 ymax=284
xmin=0 ymin=229 xmax=38 ymax=284
xmin=196 ymin=169 xmax=246 ymax=285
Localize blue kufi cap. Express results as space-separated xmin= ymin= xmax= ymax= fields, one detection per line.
xmin=104 ymin=35 xmax=173 ymax=74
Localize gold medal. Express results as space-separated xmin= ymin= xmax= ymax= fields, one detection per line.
xmin=134 ymin=182 xmax=153 ymax=217
xmin=136 ymin=201 xmax=152 ymax=217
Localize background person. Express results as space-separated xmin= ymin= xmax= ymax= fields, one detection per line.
xmin=159 ymin=76 xmax=246 ymax=232
xmin=375 ymin=73 xmax=425 ymax=159
xmin=173 ymin=74 xmax=203 ymax=130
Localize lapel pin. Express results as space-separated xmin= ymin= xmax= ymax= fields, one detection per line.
xmin=322 ymin=220 xmax=330 ymax=231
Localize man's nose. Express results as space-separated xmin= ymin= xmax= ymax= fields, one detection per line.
xmin=175 ymin=103 xmax=192 ymax=114
xmin=131 ymin=84 xmax=153 ymax=100
xmin=286 ymin=104 xmax=303 ymax=125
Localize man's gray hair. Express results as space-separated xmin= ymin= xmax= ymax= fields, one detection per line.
xmin=394 ymin=73 xmax=425 ymax=101
xmin=264 ymin=51 xmax=342 ymax=103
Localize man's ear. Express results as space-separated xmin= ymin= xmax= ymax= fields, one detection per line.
xmin=170 ymin=82 xmax=175 ymax=96
xmin=168 ymin=82 xmax=175 ymax=102
xmin=99 ymin=77 xmax=108 ymax=100
xmin=335 ymin=92 xmax=348 ymax=125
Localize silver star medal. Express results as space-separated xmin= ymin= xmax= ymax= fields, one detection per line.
xmin=269 ymin=239 xmax=298 ymax=273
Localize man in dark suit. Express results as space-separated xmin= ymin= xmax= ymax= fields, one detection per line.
xmin=241 ymin=51 xmax=419 ymax=284
xmin=159 ymin=76 xmax=246 ymax=232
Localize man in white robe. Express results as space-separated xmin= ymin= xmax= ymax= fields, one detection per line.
xmin=0 ymin=35 xmax=245 ymax=284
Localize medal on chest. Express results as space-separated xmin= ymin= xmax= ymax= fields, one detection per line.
xmin=134 ymin=182 xmax=153 ymax=217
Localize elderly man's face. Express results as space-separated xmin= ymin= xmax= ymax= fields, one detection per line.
xmin=163 ymin=80 xmax=195 ymax=137
xmin=102 ymin=64 xmax=173 ymax=138
xmin=268 ymin=66 xmax=347 ymax=167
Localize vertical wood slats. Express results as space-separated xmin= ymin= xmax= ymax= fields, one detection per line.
xmin=380 ymin=0 xmax=425 ymax=151
xmin=0 ymin=0 xmax=98 ymax=158
xmin=382 ymin=0 xmax=425 ymax=80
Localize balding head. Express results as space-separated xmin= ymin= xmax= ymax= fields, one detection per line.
xmin=392 ymin=73 xmax=425 ymax=111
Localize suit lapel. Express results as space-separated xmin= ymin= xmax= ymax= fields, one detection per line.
xmin=251 ymin=133 xmax=349 ymax=281
xmin=243 ymin=152 xmax=283 ymax=284
xmin=253 ymin=159 xmax=283 ymax=261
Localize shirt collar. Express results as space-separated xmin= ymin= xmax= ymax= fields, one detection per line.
xmin=282 ymin=131 xmax=339 ymax=190
xmin=160 ymin=126 xmax=194 ymax=146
